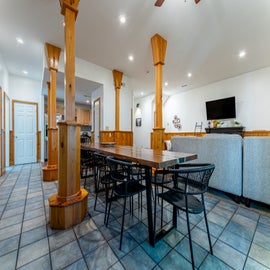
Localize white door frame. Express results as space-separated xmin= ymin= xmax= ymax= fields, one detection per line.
xmin=12 ymin=100 xmax=38 ymax=165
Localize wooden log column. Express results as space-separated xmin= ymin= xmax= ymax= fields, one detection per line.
xmin=113 ymin=70 xmax=123 ymax=131
xmin=42 ymin=43 xmax=61 ymax=181
xmin=48 ymin=0 xmax=88 ymax=229
xmin=151 ymin=34 xmax=167 ymax=150
xmin=113 ymin=70 xmax=123 ymax=144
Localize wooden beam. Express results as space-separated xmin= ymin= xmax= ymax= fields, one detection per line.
xmin=151 ymin=34 xmax=167 ymax=129
xmin=112 ymin=69 xmax=123 ymax=89
xmin=48 ymin=0 xmax=88 ymax=229
xmin=151 ymin=34 xmax=167 ymax=150
xmin=59 ymin=0 xmax=80 ymax=19
xmin=45 ymin=43 xmax=61 ymax=71
xmin=112 ymin=70 xmax=123 ymax=131
xmin=155 ymin=0 xmax=165 ymax=7
xmin=151 ymin=33 xmax=167 ymax=66
xmin=43 ymin=43 xmax=61 ymax=181
xmin=64 ymin=7 xmax=76 ymax=122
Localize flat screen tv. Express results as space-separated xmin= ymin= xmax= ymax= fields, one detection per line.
xmin=206 ymin=96 xmax=236 ymax=120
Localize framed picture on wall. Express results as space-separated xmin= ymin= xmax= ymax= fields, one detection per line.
xmin=136 ymin=118 xmax=142 ymax=127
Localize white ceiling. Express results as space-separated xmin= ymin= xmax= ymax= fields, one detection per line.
xmin=1 ymin=0 xmax=270 ymax=102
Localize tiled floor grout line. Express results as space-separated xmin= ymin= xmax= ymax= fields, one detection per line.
xmin=39 ymin=163 xmax=55 ymax=270
xmin=205 ymin=201 xmax=239 ymax=270
xmin=191 ymin=199 xmax=218 ymax=270
xmin=242 ymin=213 xmax=262 ymax=270
xmin=93 ymin=201 xmax=141 ymax=270
xmin=0 ymin=167 xmax=20 ymax=220
xmin=15 ymin=165 xmax=31 ymax=269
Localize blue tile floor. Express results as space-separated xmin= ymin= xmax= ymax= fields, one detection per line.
xmin=0 ymin=163 xmax=270 ymax=269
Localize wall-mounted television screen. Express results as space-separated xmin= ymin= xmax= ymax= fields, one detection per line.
xmin=206 ymin=96 xmax=236 ymax=120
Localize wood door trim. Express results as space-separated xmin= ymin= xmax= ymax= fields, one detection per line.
xmin=4 ymin=92 xmax=10 ymax=130
xmin=93 ymin=98 xmax=100 ymax=143
xmin=3 ymin=92 xmax=10 ymax=170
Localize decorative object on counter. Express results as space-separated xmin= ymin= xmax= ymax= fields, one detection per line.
xmin=194 ymin=122 xmax=203 ymax=133
xmin=100 ymin=142 xmax=116 ymax=147
xmin=213 ymin=120 xmax=223 ymax=128
xmin=172 ymin=115 xmax=181 ymax=129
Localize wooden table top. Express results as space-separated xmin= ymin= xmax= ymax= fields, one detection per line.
xmin=82 ymin=143 xmax=197 ymax=168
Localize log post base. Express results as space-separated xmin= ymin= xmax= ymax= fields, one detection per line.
xmin=42 ymin=165 xmax=58 ymax=181
xmin=43 ymin=127 xmax=58 ymax=181
xmin=48 ymin=188 xmax=88 ymax=229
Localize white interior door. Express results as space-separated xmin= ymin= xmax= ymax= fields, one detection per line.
xmin=14 ymin=102 xmax=37 ymax=164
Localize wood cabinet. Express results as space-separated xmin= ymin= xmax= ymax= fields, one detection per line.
xmin=76 ymin=108 xmax=91 ymax=125
xmin=56 ymin=106 xmax=64 ymax=116
xmin=45 ymin=104 xmax=91 ymax=126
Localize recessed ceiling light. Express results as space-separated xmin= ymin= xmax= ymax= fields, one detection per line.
xmin=22 ymin=70 xmax=28 ymax=75
xmin=239 ymin=50 xmax=246 ymax=58
xmin=16 ymin=37 xmax=24 ymax=44
xmin=164 ymin=82 xmax=168 ymax=86
xmin=86 ymin=99 xmax=90 ymax=103
xmin=140 ymin=92 xmax=144 ymax=96
xmin=187 ymin=72 xmax=192 ymax=77
xmin=128 ymin=55 xmax=134 ymax=61
xmin=119 ymin=15 xmax=126 ymax=24
xmin=62 ymin=20 xmax=65 ymax=27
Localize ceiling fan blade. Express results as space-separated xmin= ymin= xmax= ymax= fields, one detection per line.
xmin=155 ymin=0 xmax=165 ymax=7
xmin=194 ymin=0 xmax=201 ymax=3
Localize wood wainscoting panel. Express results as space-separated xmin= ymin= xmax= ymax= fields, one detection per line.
xmin=164 ymin=132 xmax=205 ymax=141
xmin=0 ymin=132 xmax=2 ymax=176
xmin=100 ymin=130 xmax=133 ymax=146
xmin=100 ymin=131 xmax=115 ymax=143
xmin=1 ymin=130 xmax=5 ymax=175
xmin=115 ymin=131 xmax=133 ymax=146
xmin=37 ymin=130 xmax=41 ymax=162
xmin=243 ymin=130 xmax=270 ymax=136
xmin=9 ymin=130 xmax=14 ymax=166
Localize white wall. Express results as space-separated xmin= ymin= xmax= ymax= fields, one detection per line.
xmin=134 ymin=66 xmax=270 ymax=148
xmin=9 ymin=75 xmax=42 ymax=103
xmin=0 ymin=53 xmax=9 ymax=93
xmin=120 ymin=81 xmax=133 ymax=130
xmin=133 ymin=94 xmax=155 ymax=148
xmin=0 ymin=55 xmax=11 ymax=166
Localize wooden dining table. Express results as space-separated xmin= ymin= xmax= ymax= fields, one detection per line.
xmin=83 ymin=143 xmax=197 ymax=246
